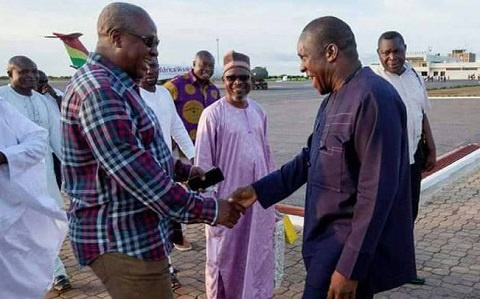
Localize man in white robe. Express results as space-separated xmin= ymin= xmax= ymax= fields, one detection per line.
xmin=195 ymin=50 xmax=276 ymax=299
xmin=0 ymin=97 xmax=67 ymax=299
xmin=0 ymin=55 xmax=71 ymax=291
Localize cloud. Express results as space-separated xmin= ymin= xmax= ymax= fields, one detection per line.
xmin=1 ymin=0 xmax=479 ymax=76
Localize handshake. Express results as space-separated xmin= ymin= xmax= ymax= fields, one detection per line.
xmin=215 ymin=185 xmax=259 ymax=228
xmin=187 ymin=166 xmax=258 ymax=228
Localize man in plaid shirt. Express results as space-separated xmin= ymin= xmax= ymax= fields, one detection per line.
xmin=61 ymin=3 xmax=242 ymax=299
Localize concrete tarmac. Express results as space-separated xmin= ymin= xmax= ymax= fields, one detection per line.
xmin=45 ymin=165 xmax=480 ymax=298
xmin=3 ymin=79 xmax=478 ymax=205
xmin=247 ymin=81 xmax=480 ymax=206
xmin=33 ymin=80 xmax=480 ymax=299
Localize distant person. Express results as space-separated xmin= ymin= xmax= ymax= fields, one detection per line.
xmin=372 ymin=30 xmax=436 ymax=285
xmin=164 ymin=50 xmax=220 ymax=250
xmin=36 ymin=70 xmax=63 ymax=189
xmin=0 ymin=97 xmax=67 ymax=299
xmin=0 ymin=55 xmax=71 ymax=292
xmin=36 ymin=70 xmax=63 ymax=108
xmin=164 ymin=50 xmax=220 ymax=144
xmin=196 ymin=50 xmax=276 ymax=299
xmin=139 ymin=56 xmax=195 ymax=289
xmin=229 ymin=16 xmax=416 ymax=298
xmin=61 ymin=3 xmax=243 ymax=298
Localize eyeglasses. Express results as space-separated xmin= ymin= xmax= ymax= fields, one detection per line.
xmin=120 ymin=29 xmax=159 ymax=48
xmin=225 ymin=75 xmax=251 ymax=82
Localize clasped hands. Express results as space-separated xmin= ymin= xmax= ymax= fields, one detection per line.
xmin=188 ymin=166 xmax=258 ymax=229
xmin=216 ymin=185 xmax=258 ymax=228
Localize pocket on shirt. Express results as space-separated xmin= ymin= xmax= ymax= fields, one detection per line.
xmin=312 ymin=127 xmax=350 ymax=192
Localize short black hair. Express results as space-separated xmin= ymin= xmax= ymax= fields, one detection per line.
xmin=195 ymin=50 xmax=215 ymax=64
xmin=7 ymin=55 xmax=36 ymax=72
xmin=300 ymin=16 xmax=358 ymax=59
xmin=378 ymin=31 xmax=405 ymax=47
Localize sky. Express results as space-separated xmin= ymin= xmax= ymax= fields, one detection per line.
xmin=0 ymin=0 xmax=478 ymax=76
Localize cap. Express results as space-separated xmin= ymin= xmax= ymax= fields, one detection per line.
xmin=223 ymin=50 xmax=250 ymax=74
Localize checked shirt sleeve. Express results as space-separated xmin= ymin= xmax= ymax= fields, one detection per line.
xmin=78 ymin=88 xmax=217 ymax=225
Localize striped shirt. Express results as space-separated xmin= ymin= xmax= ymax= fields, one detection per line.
xmin=61 ymin=53 xmax=218 ymax=266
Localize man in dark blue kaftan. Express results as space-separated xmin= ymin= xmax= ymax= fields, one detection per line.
xmin=229 ymin=16 xmax=416 ymax=299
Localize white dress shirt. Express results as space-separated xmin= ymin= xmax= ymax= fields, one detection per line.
xmin=371 ymin=63 xmax=432 ymax=164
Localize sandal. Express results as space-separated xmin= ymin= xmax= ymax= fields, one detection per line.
xmin=173 ymin=239 xmax=192 ymax=252
xmin=170 ymin=273 xmax=182 ymax=290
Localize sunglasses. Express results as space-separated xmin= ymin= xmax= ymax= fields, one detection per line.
xmin=225 ymin=75 xmax=251 ymax=82
xmin=120 ymin=29 xmax=160 ymax=48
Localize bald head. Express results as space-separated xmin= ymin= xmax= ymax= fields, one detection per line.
xmin=97 ymin=2 xmax=151 ymax=36
xmin=300 ymin=16 xmax=358 ymax=60
xmin=95 ymin=2 xmax=158 ymax=80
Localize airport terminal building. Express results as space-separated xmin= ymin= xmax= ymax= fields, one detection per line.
xmin=406 ymin=49 xmax=480 ymax=80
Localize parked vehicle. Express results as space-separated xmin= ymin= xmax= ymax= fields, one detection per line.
xmin=251 ymin=66 xmax=269 ymax=90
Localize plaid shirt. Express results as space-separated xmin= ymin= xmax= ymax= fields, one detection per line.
xmin=61 ymin=53 xmax=218 ymax=266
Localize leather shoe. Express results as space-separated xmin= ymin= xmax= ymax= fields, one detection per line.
xmin=408 ymin=276 xmax=426 ymax=285
xmin=53 ymin=275 xmax=72 ymax=292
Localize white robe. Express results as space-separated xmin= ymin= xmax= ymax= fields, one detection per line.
xmin=0 ymin=98 xmax=67 ymax=299
xmin=0 ymin=85 xmax=63 ymax=207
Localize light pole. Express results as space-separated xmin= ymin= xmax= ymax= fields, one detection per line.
xmin=216 ymin=37 xmax=220 ymax=64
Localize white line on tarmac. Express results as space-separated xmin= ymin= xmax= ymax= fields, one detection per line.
xmin=429 ymin=96 xmax=480 ymax=99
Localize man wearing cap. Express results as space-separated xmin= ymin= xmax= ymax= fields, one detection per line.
xmin=195 ymin=50 xmax=276 ymax=299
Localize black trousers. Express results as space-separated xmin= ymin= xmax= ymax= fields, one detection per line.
xmin=170 ymin=221 xmax=184 ymax=245
xmin=411 ymin=145 xmax=423 ymax=222
xmin=53 ymin=154 xmax=62 ymax=189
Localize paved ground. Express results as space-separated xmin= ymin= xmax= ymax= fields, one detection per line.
xmin=45 ymin=165 xmax=480 ymax=299
xmin=1 ymin=79 xmax=475 ymax=297
xmin=249 ymin=83 xmax=480 ymax=206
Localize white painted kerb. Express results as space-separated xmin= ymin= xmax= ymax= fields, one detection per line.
xmin=421 ymin=148 xmax=480 ymax=192
xmin=288 ymin=147 xmax=480 ymax=231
